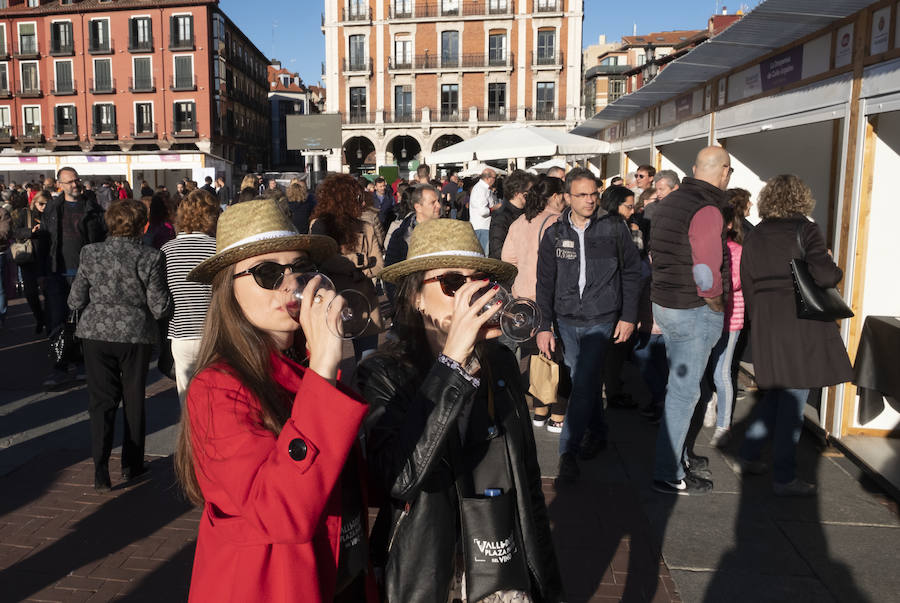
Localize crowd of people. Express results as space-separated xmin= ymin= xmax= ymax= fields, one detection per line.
xmin=0 ymin=147 xmax=854 ymax=600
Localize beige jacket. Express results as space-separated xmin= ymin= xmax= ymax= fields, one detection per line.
xmin=501 ymin=208 xmax=560 ymax=300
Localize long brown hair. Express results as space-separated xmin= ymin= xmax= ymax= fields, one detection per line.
xmin=175 ymin=266 xmax=293 ymax=505
xmin=311 ymin=174 xmax=363 ymax=252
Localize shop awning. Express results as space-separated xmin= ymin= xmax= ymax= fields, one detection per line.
xmin=573 ymin=0 xmax=878 ymax=137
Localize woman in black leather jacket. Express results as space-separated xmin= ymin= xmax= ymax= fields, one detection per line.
xmin=358 ymin=219 xmax=562 ymax=603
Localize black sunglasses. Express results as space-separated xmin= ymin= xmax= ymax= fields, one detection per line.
xmin=233 ymin=259 xmax=314 ymax=290
xmin=423 ymin=272 xmax=490 ymax=297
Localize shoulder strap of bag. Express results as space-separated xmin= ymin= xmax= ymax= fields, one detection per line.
xmin=795 ymin=220 xmax=806 ymax=261
xmin=537 ymin=214 xmax=553 ymax=248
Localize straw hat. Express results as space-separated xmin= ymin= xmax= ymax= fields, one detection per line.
xmin=380 ymin=219 xmax=517 ymax=284
xmin=187 ymin=198 xmax=338 ymax=284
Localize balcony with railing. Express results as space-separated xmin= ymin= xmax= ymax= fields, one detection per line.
xmin=129 ymin=39 xmax=153 ymax=53
xmin=534 ymin=0 xmax=562 ymax=13
xmin=0 ymin=86 xmax=10 ymax=99
xmin=172 ymin=119 xmax=198 ymax=137
xmin=49 ymin=40 xmax=75 ymax=57
xmin=344 ymin=111 xmax=375 ymax=125
xmin=131 ymin=122 xmax=157 ymax=139
xmin=385 ymin=110 xmax=417 ymax=124
xmin=396 ymin=2 xmax=515 ymax=18
xmin=93 ymin=120 xmax=117 ymax=140
xmin=51 ymin=79 xmax=77 ymax=96
xmin=526 ymin=106 xmax=566 ymax=121
xmin=20 ymin=124 xmax=44 ymax=142
xmin=388 ymin=52 xmax=515 ymax=71
xmin=437 ymin=109 xmax=465 ymax=122
xmin=532 ymin=51 xmax=564 ymax=68
xmin=90 ymin=77 xmax=115 ymax=94
xmin=170 ymin=74 xmax=197 ymax=92
xmin=0 ymin=125 xmax=14 ymax=143
xmin=169 ymin=35 xmax=195 ymax=51
xmin=341 ymin=6 xmax=373 ymax=22
xmin=342 ymin=57 xmax=373 ymax=76
xmin=129 ymin=76 xmax=155 ymax=93
xmin=485 ymin=108 xmax=513 ymax=122
xmin=88 ymin=39 xmax=113 ymax=55
xmin=19 ymin=82 xmax=42 ymax=98
xmin=54 ymin=122 xmax=79 ymax=141
xmin=14 ymin=39 xmax=39 ymax=59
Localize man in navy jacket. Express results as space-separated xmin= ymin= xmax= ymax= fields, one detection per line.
xmin=536 ymin=168 xmax=642 ymax=484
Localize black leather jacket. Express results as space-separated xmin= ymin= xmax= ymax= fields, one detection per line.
xmin=41 ymin=191 xmax=106 ymax=274
xmin=358 ymin=342 xmax=563 ymax=603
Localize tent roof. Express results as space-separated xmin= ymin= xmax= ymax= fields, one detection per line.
xmin=572 ymin=0 xmax=877 ymax=137
xmin=425 ymin=124 xmax=608 ymax=164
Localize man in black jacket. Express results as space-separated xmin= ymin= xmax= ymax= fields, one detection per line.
xmin=488 ymin=169 xmax=534 ymax=259
xmin=41 ymin=167 xmax=106 ymax=386
xmin=536 ymin=168 xmax=642 ymax=483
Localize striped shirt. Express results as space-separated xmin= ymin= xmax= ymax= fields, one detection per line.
xmin=161 ymin=233 xmax=217 ymax=339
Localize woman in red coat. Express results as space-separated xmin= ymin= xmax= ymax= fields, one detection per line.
xmin=175 ymin=198 xmax=377 ymax=602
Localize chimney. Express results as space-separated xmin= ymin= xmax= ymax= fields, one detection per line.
xmin=722 ymin=6 xmax=728 ymax=14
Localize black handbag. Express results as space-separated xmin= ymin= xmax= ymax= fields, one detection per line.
xmin=789 ymin=223 xmax=853 ymax=322
xmin=48 ymin=311 xmax=82 ymax=368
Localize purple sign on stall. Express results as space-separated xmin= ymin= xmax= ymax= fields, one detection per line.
xmin=761 ymin=45 xmax=803 ymax=92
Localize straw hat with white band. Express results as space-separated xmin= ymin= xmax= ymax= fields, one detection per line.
xmin=380 ymin=218 xmax=517 ymax=284
xmin=187 ymin=198 xmax=338 ymax=284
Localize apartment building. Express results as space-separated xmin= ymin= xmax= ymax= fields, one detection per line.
xmin=0 ymin=0 xmax=268 ymax=190
xmin=268 ymin=59 xmax=321 ymax=170
xmin=322 ymin=0 xmax=584 ymax=173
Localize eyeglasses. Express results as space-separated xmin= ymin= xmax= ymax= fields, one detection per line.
xmin=569 ymin=192 xmax=600 ymax=201
xmin=636 ymin=174 xmax=649 ymax=179
xmin=233 ymin=259 xmax=315 ymax=290
xmin=423 ymin=271 xmax=490 ymax=297
xmin=59 ymin=178 xmax=81 ymax=185
xmin=622 ymin=204 xmax=635 ymax=210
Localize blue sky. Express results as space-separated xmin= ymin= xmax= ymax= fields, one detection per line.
xmin=220 ymin=0 xmax=743 ymax=88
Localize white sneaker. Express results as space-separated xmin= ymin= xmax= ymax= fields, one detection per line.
xmin=709 ymin=427 xmax=731 ymax=448
xmin=703 ymin=393 xmax=718 ymax=428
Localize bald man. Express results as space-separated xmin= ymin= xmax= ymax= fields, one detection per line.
xmin=649 ymin=145 xmax=732 ymax=496
xmin=546 ymin=166 xmax=565 ymax=180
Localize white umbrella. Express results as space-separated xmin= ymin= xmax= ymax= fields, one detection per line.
xmin=529 ymin=157 xmax=568 ymax=172
xmin=425 ymin=124 xmax=608 ymax=164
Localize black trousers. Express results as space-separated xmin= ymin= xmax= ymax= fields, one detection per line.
xmin=18 ymin=262 xmax=45 ymax=326
xmin=83 ymin=339 xmax=152 ymax=472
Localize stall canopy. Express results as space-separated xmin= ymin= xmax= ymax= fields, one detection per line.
xmin=425 ymin=125 xmax=608 ymax=164
xmin=573 ymin=0 xmax=878 ymax=137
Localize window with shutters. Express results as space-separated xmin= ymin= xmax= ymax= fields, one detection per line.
xmin=0 ymin=64 xmax=8 ymax=93
xmin=441 ymin=0 xmax=459 ymax=16
xmin=129 ymin=17 xmax=153 ymax=52
xmin=20 ymin=62 xmax=39 ymax=94
xmin=393 ymin=37 xmax=411 ymax=68
xmin=23 ymin=106 xmax=41 ymax=138
xmin=349 ymin=87 xmax=367 ymax=123
xmin=134 ymin=102 xmax=153 ymax=134
xmin=394 ymin=85 xmax=412 ymax=121
xmin=88 ymin=19 xmax=111 ymax=54
xmin=131 ymin=57 xmax=153 ymax=92
xmin=441 ymin=31 xmax=459 ymax=67
xmin=488 ymin=33 xmax=507 ymax=65
xmin=0 ymin=25 xmax=6 ymax=56
xmin=536 ymin=29 xmax=555 ymax=64
xmin=172 ymin=55 xmax=194 ymax=90
xmin=50 ymin=21 xmax=73 ymax=56
xmin=53 ymin=60 xmax=74 ymax=94
xmin=441 ymin=84 xmax=459 ymax=120
xmin=170 ymin=15 xmax=194 ymax=50
xmin=17 ymin=23 xmax=38 ymax=56
xmin=173 ymin=101 xmax=195 ymax=132
xmin=348 ymin=35 xmax=365 ymax=71
xmin=0 ymin=107 xmax=10 ymax=133
xmin=488 ymin=83 xmax=506 ymax=120
xmin=536 ymin=82 xmax=555 ymax=118
xmin=92 ymin=58 xmax=113 ymax=93
xmin=93 ymin=103 xmax=115 ymax=135
xmin=55 ymin=105 xmax=77 ymax=136
xmin=27 ymin=0 xmax=39 ymax=7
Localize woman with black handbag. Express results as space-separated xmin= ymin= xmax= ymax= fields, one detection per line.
xmin=358 ymin=219 xmax=562 ymax=603
xmin=9 ymin=191 xmax=51 ymax=333
xmin=738 ymin=175 xmax=853 ymax=496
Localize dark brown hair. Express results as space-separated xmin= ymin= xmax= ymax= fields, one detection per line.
xmin=311 ymin=173 xmax=363 ymax=251
xmin=105 ymin=198 xmax=147 ymax=237
xmin=721 ymin=205 xmax=744 ymax=245
xmin=175 ymin=265 xmax=294 ymax=505
xmin=177 ymin=189 xmax=220 ymax=235
xmin=725 ymin=188 xmax=751 ymax=219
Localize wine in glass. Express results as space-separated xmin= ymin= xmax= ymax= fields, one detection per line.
xmin=475 ymin=282 xmax=541 ymax=342
xmin=284 ymin=271 xmax=372 ymax=340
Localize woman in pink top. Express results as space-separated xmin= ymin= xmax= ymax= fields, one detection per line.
xmin=706 ymin=204 xmax=744 ymax=447
xmin=502 ymin=175 xmax=567 ymax=430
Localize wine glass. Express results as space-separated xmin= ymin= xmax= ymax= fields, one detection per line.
xmin=475 ymin=282 xmax=541 ymax=342
xmin=283 ymin=272 xmax=372 ymax=340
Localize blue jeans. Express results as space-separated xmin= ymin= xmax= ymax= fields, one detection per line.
xmin=632 ymin=332 xmax=668 ymax=409
xmin=557 ymin=318 xmax=614 ymax=456
xmin=652 ymin=303 xmax=724 ymax=482
xmin=474 ymin=229 xmax=489 ymax=255
xmin=740 ymin=388 xmax=809 ymax=484
xmin=710 ymin=329 xmax=740 ymax=429
xmin=0 ymin=252 xmax=7 ymax=320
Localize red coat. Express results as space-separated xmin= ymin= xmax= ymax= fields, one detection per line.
xmin=186 ymin=354 xmax=375 ymax=602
